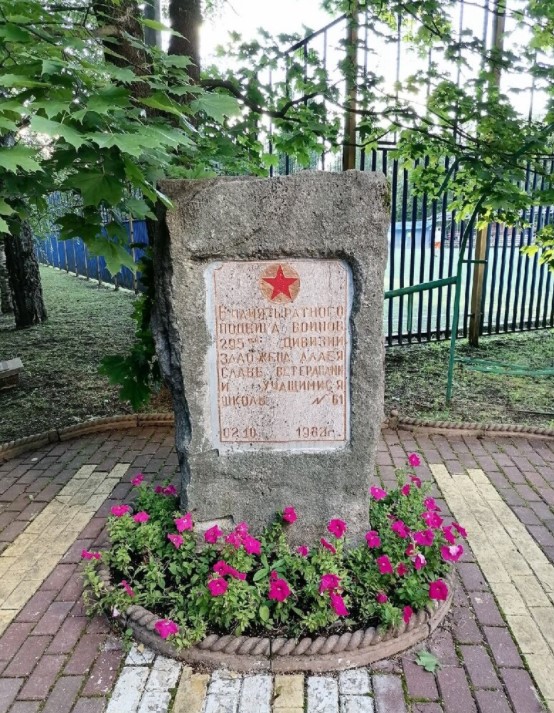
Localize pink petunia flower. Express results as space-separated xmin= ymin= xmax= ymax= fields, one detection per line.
xmin=376 ymin=592 xmax=388 ymax=603
xmin=365 ymin=530 xmax=381 ymax=548
xmin=422 ymin=511 xmax=443 ymax=529
xmin=296 ymin=545 xmax=309 ymax=557
xmin=131 ymin=473 xmax=144 ymax=487
xmin=453 ymin=522 xmax=467 ymax=538
xmin=410 ymin=475 xmax=422 ymax=488
xmin=396 ymin=562 xmax=408 ymax=576
xmin=235 ymin=522 xmax=249 ymax=536
xmin=282 ymin=507 xmax=297 ymax=524
xmin=413 ymin=529 xmax=435 ymax=547
xmin=269 ymin=577 xmax=291 ymax=602
xmin=154 ymin=619 xmax=179 ymax=639
xmin=370 ymin=486 xmax=388 ymax=500
xmin=120 ymin=580 xmax=135 ymax=597
xmin=175 ymin=513 xmax=193 ymax=532
xmin=429 ymin=579 xmax=449 ymax=601
xmin=405 ymin=543 xmax=416 ymax=557
xmin=401 ymin=484 xmax=411 ymax=496
xmin=213 ymin=561 xmax=245 ymax=580
xmin=243 ymin=535 xmax=262 ymax=556
xmin=377 ymin=555 xmax=394 ymax=575
xmin=164 ymin=484 xmax=178 ymax=496
xmin=330 ymin=591 xmax=349 ymax=616
xmin=207 ymin=577 xmax=228 ymax=596
xmin=413 ymin=553 xmax=426 ymax=570
xmin=441 ymin=544 xmax=464 ymax=562
xmin=391 ymin=520 xmax=410 ymax=539
xmin=204 ymin=525 xmax=223 ymax=544
xmin=319 ymin=573 xmax=341 ymax=594
xmin=133 ymin=511 xmax=150 ymax=524
xmin=442 ymin=525 xmax=456 ymax=545
xmin=403 ymin=606 xmax=413 ymax=624
xmin=424 ymin=497 xmax=440 ymax=512
xmin=81 ymin=550 xmax=101 ymax=560
xmin=320 ymin=538 xmax=337 ymax=554
xmin=110 ymin=505 xmax=131 ymax=518
xmin=225 ymin=532 xmax=242 ymax=549
xmin=328 ymin=518 xmax=347 ymax=538
xmin=167 ymin=533 xmax=183 ymax=549
xmin=408 ymin=453 xmax=421 ymax=467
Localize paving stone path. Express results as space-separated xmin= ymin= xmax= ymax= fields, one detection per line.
xmin=0 ymin=425 xmax=553 ymax=712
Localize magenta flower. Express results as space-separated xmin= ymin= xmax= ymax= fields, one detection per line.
xmin=110 ymin=504 xmax=131 ymax=518
xmin=442 ymin=525 xmax=456 ymax=544
xmin=320 ymin=538 xmax=337 ymax=554
xmin=370 ymin=486 xmax=387 ymax=500
xmin=133 ymin=511 xmax=149 ymax=524
xmin=424 ymin=497 xmax=440 ymax=512
xmin=413 ymin=553 xmax=426 ymax=570
xmin=225 ymin=532 xmax=242 ymax=549
xmin=453 ymin=522 xmax=467 ymax=538
xmin=81 ymin=550 xmax=101 ymax=560
xmin=391 ymin=520 xmax=410 ymax=539
xmin=207 ymin=577 xmax=228 ymax=596
xmin=243 ymin=535 xmax=261 ymax=555
xmin=422 ymin=511 xmax=443 ymax=529
xmin=403 ymin=606 xmax=413 ymax=625
xmin=441 ymin=544 xmax=464 ymax=562
xmin=204 ymin=525 xmax=223 ymax=544
xmin=154 ymin=619 xmax=179 ymax=639
xmin=120 ymin=580 xmax=135 ymax=597
xmin=175 ymin=513 xmax=193 ymax=533
xmin=405 ymin=543 xmax=415 ymax=557
xmin=377 ymin=555 xmax=393 ymax=575
xmin=330 ymin=591 xmax=349 ymax=616
xmin=401 ymin=484 xmax=411 ymax=496
xmin=282 ymin=507 xmax=297 ymax=524
xmin=296 ymin=545 xmax=309 ymax=557
xmin=396 ymin=562 xmax=408 ymax=576
xmin=235 ymin=521 xmax=249 ymax=536
xmin=328 ymin=518 xmax=347 ymax=538
xmin=429 ymin=579 xmax=449 ymax=601
xmin=164 ymin=484 xmax=177 ymax=496
xmin=413 ymin=529 xmax=435 ymax=547
xmin=365 ymin=530 xmax=381 ymax=548
xmin=131 ymin=473 xmax=144 ymax=487
xmin=408 ymin=453 xmax=421 ymax=467
xmin=213 ymin=561 xmax=245 ymax=580
xmin=376 ymin=592 xmax=388 ymax=603
xmin=269 ymin=577 xmax=291 ymax=602
xmin=410 ymin=475 xmax=422 ymax=488
xmin=167 ymin=533 xmax=183 ymax=549
xmin=319 ymin=573 xmax=341 ymax=594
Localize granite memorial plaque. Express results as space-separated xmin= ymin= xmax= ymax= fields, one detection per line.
xmin=153 ymin=171 xmax=389 ymax=541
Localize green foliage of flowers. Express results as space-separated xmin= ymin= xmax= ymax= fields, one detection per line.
xmin=83 ymin=456 xmax=465 ymax=647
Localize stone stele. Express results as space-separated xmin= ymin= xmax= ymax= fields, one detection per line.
xmin=153 ymin=170 xmax=390 ymax=542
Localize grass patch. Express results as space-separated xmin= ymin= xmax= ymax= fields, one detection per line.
xmin=385 ymin=330 xmax=554 ymax=428
xmin=1 ymin=266 xmax=552 ymax=443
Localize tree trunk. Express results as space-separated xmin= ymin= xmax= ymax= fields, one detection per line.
xmin=4 ymin=221 xmax=47 ymax=329
xmin=0 ymin=237 xmax=13 ymax=314
xmin=168 ymin=0 xmax=202 ymax=83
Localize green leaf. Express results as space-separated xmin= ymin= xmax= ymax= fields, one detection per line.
xmin=190 ymin=93 xmax=241 ymax=122
xmin=124 ymin=197 xmax=155 ymax=220
xmin=0 ymin=74 xmax=47 ymax=88
xmin=162 ymin=55 xmax=194 ymax=69
xmin=140 ymin=18 xmax=171 ymax=31
xmin=0 ymin=145 xmax=41 ymax=173
xmin=87 ymin=236 xmax=135 ymax=276
xmin=415 ymin=650 xmax=440 ymax=673
xmin=0 ymin=216 xmax=9 ymax=233
xmin=0 ymin=199 xmax=14 ymax=216
xmin=253 ymin=569 xmax=268 ymax=582
xmin=31 ymin=116 xmax=87 ymax=149
xmin=87 ymin=86 xmax=130 ymax=114
xmin=0 ymin=23 xmax=31 ymax=42
xmin=259 ymin=605 xmax=270 ymax=622
xmin=70 ymin=171 xmax=124 ymax=206
xmin=139 ymin=93 xmax=185 ymax=118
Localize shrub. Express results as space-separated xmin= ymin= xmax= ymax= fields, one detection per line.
xmin=83 ymin=456 xmax=465 ymax=648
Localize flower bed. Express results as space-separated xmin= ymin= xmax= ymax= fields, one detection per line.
xmin=83 ymin=455 xmax=465 ymax=664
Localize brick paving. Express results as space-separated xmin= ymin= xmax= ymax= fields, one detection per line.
xmin=0 ymin=425 xmax=552 ymax=711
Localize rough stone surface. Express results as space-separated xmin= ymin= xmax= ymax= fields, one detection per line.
xmin=153 ymin=171 xmax=389 ymax=540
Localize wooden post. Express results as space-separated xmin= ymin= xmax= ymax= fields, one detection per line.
xmin=342 ymin=0 xmax=358 ymax=172
xmin=468 ymin=0 xmax=506 ymax=346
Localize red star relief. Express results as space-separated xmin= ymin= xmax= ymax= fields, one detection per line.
xmin=262 ymin=265 xmax=299 ymax=300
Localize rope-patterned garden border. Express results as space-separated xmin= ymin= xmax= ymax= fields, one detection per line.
xmin=1 ymin=412 xmax=553 ymax=463
xmin=93 ymin=560 xmax=454 ymax=673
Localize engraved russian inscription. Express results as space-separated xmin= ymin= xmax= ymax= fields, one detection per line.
xmin=206 ymin=260 xmax=351 ymax=450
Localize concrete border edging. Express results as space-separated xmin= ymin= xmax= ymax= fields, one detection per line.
xmin=94 ymin=561 xmax=453 ymax=673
